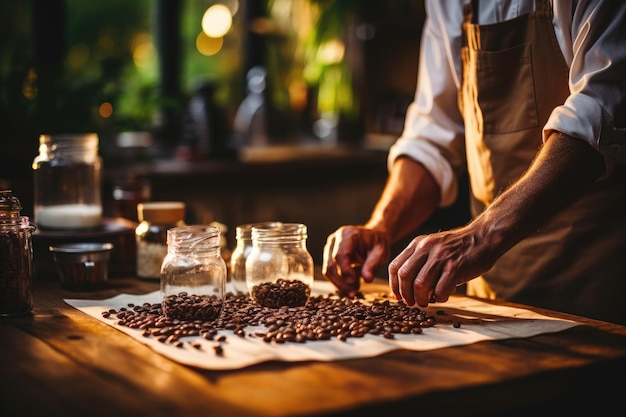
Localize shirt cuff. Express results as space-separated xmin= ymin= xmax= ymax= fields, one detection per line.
xmin=544 ymin=94 xmax=626 ymax=176
xmin=387 ymin=138 xmax=458 ymax=207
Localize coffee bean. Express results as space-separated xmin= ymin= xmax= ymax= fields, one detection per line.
xmin=213 ymin=345 xmax=224 ymax=356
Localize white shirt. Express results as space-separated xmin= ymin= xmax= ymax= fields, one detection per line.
xmin=389 ymin=0 xmax=626 ymax=207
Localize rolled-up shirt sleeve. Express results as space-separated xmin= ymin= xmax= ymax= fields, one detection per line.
xmin=388 ymin=1 xmax=466 ymax=207
xmin=543 ymin=0 xmax=626 ymax=175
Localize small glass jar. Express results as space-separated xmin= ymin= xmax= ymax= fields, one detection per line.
xmin=161 ymin=225 xmax=226 ymax=321
xmin=230 ymin=221 xmax=282 ymax=295
xmin=32 ymin=133 xmax=102 ymax=230
xmin=112 ymin=175 xmax=152 ymax=222
xmin=135 ymin=202 xmax=185 ymax=280
xmin=0 ymin=190 xmax=36 ymax=317
xmin=246 ymin=223 xmax=313 ymax=308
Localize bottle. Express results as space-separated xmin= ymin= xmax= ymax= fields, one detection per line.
xmin=230 ymin=221 xmax=282 ymax=295
xmin=0 ymin=190 xmax=36 ymax=316
xmin=246 ymin=223 xmax=314 ymax=308
xmin=135 ymin=202 xmax=185 ymax=280
xmin=233 ymin=66 xmax=268 ymax=147
xmin=161 ymin=225 xmax=227 ymax=321
xmin=32 ymin=133 xmax=102 ymax=230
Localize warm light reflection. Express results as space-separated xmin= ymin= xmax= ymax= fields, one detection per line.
xmin=99 ymin=102 xmax=113 ymax=118
xmin=68 ymin=44 xmax=90 ymax=70
xmin=131 ymin=33 xmax=155 ymax=68
xmin=22 ymin=68 xmax=37 ymax=99
xmin=135 ymin=220 xmax=149 ymax=236
xmin=130 ymin=33 xmax=152 ymax=53
xmin=288 ymin=79 xmax=308 ymax=111
xmin=317 ymin=39 xmax=345 ymax=64
xmin=196 ymin=32 xmax=223 ymax=56
xmin=202 ymin=4 xmax=232 ymax=38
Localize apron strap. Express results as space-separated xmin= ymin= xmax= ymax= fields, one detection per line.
xmin=463 ymin=0 xmax=477 ymax=25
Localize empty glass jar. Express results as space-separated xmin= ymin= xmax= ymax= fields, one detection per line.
xmin=32 ymin=133 xmax=102 ymax=230
xmin=246 ymin=223 xmax=313 ymax=308
xmin=160 ymin=225 xmax=226 ymax=321
xmin=230 ymin=221 xmax=282 ymax=295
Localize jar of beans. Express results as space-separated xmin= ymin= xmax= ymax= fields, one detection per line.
xmin=160 ymin=225 xmax=226 ymax=321
xmin=135 ymin=201 xmax=185 ymax=280
xmin=246 ymin=223 xmax=314 ymax=308
xmin=0 ymin=190 xmax=36 ymax=317
xmin=230 ymin=221 xmax=282 ymax=295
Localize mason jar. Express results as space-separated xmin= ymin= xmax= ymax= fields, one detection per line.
xmin=246 ymin=223 xmax=313 ymax=308
xmin=230 ymin=221 xmax=282 ymax=295
xmin=160 ymin=225 xmax=226 ymax=321
xmin=0 ymin=190 xmax=36 ymax=317
xmin=32 ymin=133 xmax=102 ymax=230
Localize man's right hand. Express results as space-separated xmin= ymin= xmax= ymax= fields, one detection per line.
xmin=322 ymin=225 xmax=391 ymax=297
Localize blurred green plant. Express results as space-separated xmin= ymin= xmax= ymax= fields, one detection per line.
xmin=266 ymin=0 xmax=361 ymax=119
xmin=0 ymin=0 xmax=161 ymax=139
xmin=180 ymin=0 xmax=243 ymax=110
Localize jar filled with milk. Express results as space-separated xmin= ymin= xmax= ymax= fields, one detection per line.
xmin=32 ymin=134 xmax=102 ymax=230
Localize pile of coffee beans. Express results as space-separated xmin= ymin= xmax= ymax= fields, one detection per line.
xmin=162 ymin=292 xmax=222 ymax=321
xmin=250 ymin=278 xmax=310 ymax=308
xmin=102 ymin=290 xmax=437 ymax=355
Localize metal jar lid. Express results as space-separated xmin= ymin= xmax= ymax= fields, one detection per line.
xmin=0 ymin=190 xmax=22 ymax=212
xmin=137 ymin=201 xmax=185 ymax=224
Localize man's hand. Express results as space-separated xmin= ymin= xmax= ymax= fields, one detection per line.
xmin=322 ymin=225 xmax=390 ymax=297
xmin=388 ymin=132 xmax=605 ymax=308
xmin=388 ymin=224 xmax=499 ymax=306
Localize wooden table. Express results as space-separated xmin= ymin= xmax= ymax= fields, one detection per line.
xmin=1 ymin=276 xmax=625 ymax=417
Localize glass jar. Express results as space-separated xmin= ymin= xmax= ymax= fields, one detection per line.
xmin=135 ymin=202 xmax=185 ymax=280
xmin=230 ymin=221 xmax=282 ymax=295
xmin=0 ymin=190 xmax=36 ymax=317
xmin=32 ymin=133 xmax=102 ymax=230
xmin=161 ymin=225 xmax=226 ymax=321
xmin=112 ymin=175 xmax=152 ymax=222
xmin=246 ymin=223 xmax=313 ymax=308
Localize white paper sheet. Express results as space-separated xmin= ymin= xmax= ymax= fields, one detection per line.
xmin=65 ymin=281 xmax=580 ymax=370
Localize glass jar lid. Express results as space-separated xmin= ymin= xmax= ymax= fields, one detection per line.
xmin=251 ymin=222 xmax=307 ymax=243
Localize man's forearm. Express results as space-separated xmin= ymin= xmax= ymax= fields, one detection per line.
xmin=472 ymin=131 xmax=605 ymax=257
xmin=366 ymin=156 xmax=441 ymax=244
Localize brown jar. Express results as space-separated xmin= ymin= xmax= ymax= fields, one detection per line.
xmin=0 ymin=190 xmax=36 ymax=316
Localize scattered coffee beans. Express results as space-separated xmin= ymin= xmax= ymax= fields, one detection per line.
xmin=103 ymin=290 xmax=440 ymax=356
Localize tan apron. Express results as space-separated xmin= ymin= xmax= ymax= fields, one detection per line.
xmin=459 ymin=0 xmax=626 ymax=324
